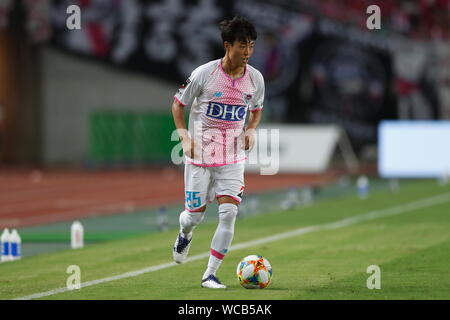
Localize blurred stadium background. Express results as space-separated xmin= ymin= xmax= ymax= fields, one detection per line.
xmin=0 ymin=0 xmax=449 ymax=260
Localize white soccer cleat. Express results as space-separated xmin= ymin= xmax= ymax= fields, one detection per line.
xmin=173 ymin=233 xmax=192 ymax=264
xmin=201 ymin=274 xmax=227 ymax=289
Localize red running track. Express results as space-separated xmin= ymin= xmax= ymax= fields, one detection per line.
xmin=0 ymin=167 xmax=341 ymax=228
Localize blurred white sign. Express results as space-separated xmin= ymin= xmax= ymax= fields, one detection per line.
xmin=246 ymin=125 xmax=358 ymax=173
xmin=378 ymin=121 xmax=450 ymax=178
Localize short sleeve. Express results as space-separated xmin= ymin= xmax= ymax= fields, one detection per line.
xmin=249 ymin=71 xmax=265 ymax=112
xmin=174 ymin=66 xmax=204 ymax=107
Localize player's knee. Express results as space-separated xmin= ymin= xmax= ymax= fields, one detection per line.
xmin=180 ymin=210 xmax=205 ymax=228
xmin=218 ymin=203 xmax=238 ymax=225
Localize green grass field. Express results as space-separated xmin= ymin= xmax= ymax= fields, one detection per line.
xmin=1 ymin=180 xmax=450 ymax=300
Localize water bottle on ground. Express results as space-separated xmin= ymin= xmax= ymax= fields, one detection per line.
xmin=10 ymin=229 xmax=21 ymax=260
xmin=1 ymin=228 xmax=11 ymax=262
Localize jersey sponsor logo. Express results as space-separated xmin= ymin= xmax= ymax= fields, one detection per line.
xmin=206 ymin=102 xmax=247 ymax=121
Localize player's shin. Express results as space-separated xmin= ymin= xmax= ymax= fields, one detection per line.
xmin=203 ymin=203 xmax=238 ymax=279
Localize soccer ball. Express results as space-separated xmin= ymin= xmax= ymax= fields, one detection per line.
xmin=236 ymin=255 xmax=272 ymax=289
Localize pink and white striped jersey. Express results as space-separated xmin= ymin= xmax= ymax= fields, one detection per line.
xmin=174 ymin=59 xmax=265 ymax=167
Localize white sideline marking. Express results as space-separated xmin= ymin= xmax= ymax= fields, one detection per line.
xmin=13 ymin=191 xmax=450 ymax=300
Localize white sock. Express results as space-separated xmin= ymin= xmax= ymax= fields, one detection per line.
xmin=179 ymin=210 xmax=204 ymax=241
xmin=202 ymin=256 xmax=221 ymax=280
xmin=202 ymin=203 xmax=238 ymax=279
xmin=181 ymin=231 xmax=193 ymax=241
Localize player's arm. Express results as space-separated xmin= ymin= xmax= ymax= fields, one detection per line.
xmin=172 ymin=99 xmax=194 ymax=158
xmin=244 ymin=70 xmax=265 ymax=151
xmin=244 ymin=109 xmax=262 ymax=150
xmin=247 ymin=109 xmax=262 ymax=130
xmin=172 ymin=65 xmax=204 ymax=159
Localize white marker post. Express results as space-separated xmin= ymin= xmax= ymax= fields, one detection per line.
xmin=438 ymin=169 xmax=449 ymax=186
xmin=71 ymin=221 xmax=84 ymax=249
xmin=357 ymin=175 xmax=369 ymax=199
xmin=389 ymin=179 xmax=400 ymax=192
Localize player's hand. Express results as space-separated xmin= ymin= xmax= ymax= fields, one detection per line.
xmin=182 ymin=136 xmax=195 ymax=158
xmin=243 ymin=129 xmax=256 ymax=151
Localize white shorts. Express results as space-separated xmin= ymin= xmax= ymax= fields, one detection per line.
xmin=184 ymin=162 xmax=245 ymax=212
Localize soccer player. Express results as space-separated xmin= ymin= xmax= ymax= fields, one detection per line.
xmin=171 ymin=16 xmax=265 ymax=289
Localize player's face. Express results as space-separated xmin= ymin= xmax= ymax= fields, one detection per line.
xmin=226 ymin=39 xmax=255 ymax=67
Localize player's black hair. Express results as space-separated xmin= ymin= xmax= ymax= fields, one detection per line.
xmin=219 ymin=16 xmax=257 ymax=44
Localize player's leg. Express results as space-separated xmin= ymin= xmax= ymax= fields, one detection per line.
xmin=173 ymin=163 xmax=211 ymax=264
xmin=174 ymin=208 xmax=205 ymax=264
xmin=201 ymin=163 xmax=244 ymax=288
